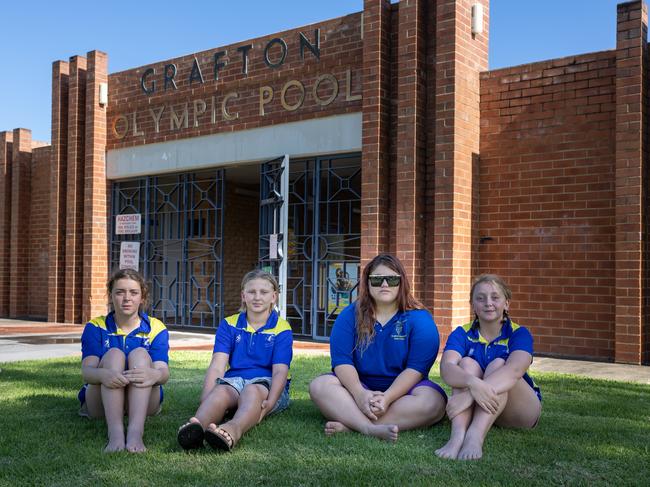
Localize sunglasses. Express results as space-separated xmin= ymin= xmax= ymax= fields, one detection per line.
xmin=368 ymin=275 xmax=401 ymax=287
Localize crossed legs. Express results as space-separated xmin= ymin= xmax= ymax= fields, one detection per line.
xmin=435 ymin=357 xmax=541 ymax=460
xmin=84 ymin=348 xmax=161 ymax=453
xmin=309 ymin=374 xmax=446 ymax=442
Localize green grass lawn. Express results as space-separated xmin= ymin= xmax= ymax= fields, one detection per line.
xmin=0 ymin=352 xmax=648 ymax=487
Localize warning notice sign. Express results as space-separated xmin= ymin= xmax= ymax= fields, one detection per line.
xmin=119 ymin=241 xmax=140 ymax=271
xmin=116 ymin=214 xmax=141 ymax=235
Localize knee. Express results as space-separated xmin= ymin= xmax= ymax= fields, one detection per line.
xmin=424 ymin=390 xmax=447 ymax=422
xmin=459 ymin=356 xmax=483 ymax=377
xmin=484 ymin=358 xmax=506 ymax=377
xmin=308 ymin=374 xmax=336 ymax=401
xmin=127 ymin=347 xmax=152 ymax=368
xmin=239 ymin=384 xmax=267 ymax=404
xmin=101 ymin=348 xmax=126 ymax=369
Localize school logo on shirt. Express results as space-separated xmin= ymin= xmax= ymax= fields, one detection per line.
xmin=104 ymin=338 xmax=110 ymax=349
xmin=235 ymin=334 xmax=242 ymax=343
xmin=391 ymin=321 xmax=407 ymax=341
xmin=264 ymin=334 xmax=275 ymax=348
xmin=142 ymin=337 xmax=151 ymax=349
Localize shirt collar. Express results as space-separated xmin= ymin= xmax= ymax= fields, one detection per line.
xmin=374 ymin=310 xmax=403 ymax=329
xmin=237 ymin=309 xmax=279 ymax=332
xmin=106 ymin=310 xmax=151 ymax=334
xmin=470 ymin=317 xmax=513 ymax=342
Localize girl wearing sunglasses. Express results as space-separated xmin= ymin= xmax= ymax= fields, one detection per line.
xmin=309 ymin=254 xmax=446 ymax=442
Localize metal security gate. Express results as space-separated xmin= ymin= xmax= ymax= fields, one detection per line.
xmin=111 ymin=170 xmax=225 ymax=329
xmin=260 ymin=153 xmax=361 ymax=340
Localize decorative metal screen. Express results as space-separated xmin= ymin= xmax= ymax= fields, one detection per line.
xmin=111 ymin=169 xmax=225 ymax=329
xmin=278 ymin=153 xmax=361 ymax=339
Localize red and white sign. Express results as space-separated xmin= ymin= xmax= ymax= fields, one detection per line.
xmin=115 ymin=214 xmax=141 ymax=235
xmin=119 ymin=241 xmax=140 ymax=271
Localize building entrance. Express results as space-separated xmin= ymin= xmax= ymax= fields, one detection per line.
xmin=110 ymin=153 xmax=361 ymax=339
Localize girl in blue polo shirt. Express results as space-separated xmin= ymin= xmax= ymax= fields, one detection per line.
xmin=435 ymin=274 xmax=542 ymax=461
xmin=309 ymin=254 xmax=446 ymax=442
xmin=177 ymin=269 xmax=293 ymax=451
xmin=79 ymin=269 xmax=170 ymax=453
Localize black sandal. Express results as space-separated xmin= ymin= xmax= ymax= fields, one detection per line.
xmin=177 ymin=422 xmax=204 ymax=450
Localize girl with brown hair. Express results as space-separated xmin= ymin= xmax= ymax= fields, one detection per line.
xmin=309 ymin=254 xmax=446 ymax=442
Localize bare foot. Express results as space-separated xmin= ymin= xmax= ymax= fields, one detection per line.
xmin=324 ymin=421 xmax=351 ymax=436
xmin=365 ymin=424 xmax=399 ymax=442
xmin=435 ymin=429 xmax=466 ymax=459
xmin=206 ymin=422 xmax=241 ymax=450
xmin=103 ymin=435 xmax=125 ymax=453
xmin=457 ymin=432 xmax=483 ymax=460
xmin=126 ymin=429 xmax=147 ymax=453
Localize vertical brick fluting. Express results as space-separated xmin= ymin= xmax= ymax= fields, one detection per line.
xmin=361 ymin=0 xmax=392 ymax=264
xmin=28 ymin=146 xmax=51 ymax=318
xmin=615 ymin=1 xmax=647 ymax=364
xmin=395 ymin=0 xmax=427 ymax=296
xmin=82 ymin=50 xmax=109 ymax=323
xmin=65 ymin=56 xmax=87 ymax=324
xmin=9 ymin=129 xmax=32 ymax=317
xmin=0 ymin=132 xmax=13 ymax=316
xmin=49 ymin=61 xmax=69 ymax=323
xmin=432 ymin=0 xmax=489 ymax=339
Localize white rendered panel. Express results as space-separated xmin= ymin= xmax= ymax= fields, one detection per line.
xmin=106 ymin=113 xmax=361 ymax=179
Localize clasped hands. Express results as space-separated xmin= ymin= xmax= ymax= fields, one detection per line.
xmin=354 ymin=389 xmax=390 ymax=421
xmin=446 ymin=376 xmax=500 ymax=419
xmin=101 ymin=366 xmax=160 ymax=389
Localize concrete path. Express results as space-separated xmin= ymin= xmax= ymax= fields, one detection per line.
xmin=0 ymin=319 xmax=648 ymax=385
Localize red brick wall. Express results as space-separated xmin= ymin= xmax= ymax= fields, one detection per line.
xmin=480 ymin=51 xmax=617 ymax=360
xmin=222 ymin=185 xmax=259 ymax=314
xmin=0 ymin=132 xmax=12 ymax=316
xmin=48 ymin=61 xmax=69 ymax=323
xmin=614 ymin=1 xmax=648 ymax=364
xmin=431 ymin=0 xmax=489 ymax=340
xmin=28 ymin=146 xmax=51 ymax=318
xmin=9 ymin=129 xmax=32 ymax=318
xmin=361 ymin=0 xmax=392 ymax=262
xmin=82 ymin=51 xmax=109 ymax=322
xmin=65 ymin=56 xmax=86 ymax=324
xmin=106 ymin=14 xmax=363 ymax=150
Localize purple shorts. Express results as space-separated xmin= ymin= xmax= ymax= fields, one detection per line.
xmin=327 ymin=372 xmax=448 ymax=402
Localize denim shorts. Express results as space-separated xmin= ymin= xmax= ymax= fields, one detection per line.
xmin=216 ymin=376 xmax=290 ymax=415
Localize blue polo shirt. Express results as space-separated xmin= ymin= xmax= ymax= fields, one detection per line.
xmin=444 ymin=318 xmax=541 ymax=400
xmin=330 ymin=303 xmax=439 ymax=392
xmin=80 ymin=311 xmax=169 ymax=363
xmin=213 ymin=310 xmax=293 ymax=391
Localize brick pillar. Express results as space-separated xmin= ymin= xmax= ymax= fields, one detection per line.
xmin=614 ymin=1 xmax=647 ymax=364
xmin=49 ymin=60 xmax=69 ymax=323
xmin=0 ymin=132 xmax=12 ymax=316
xmin=431 ymin=0 xmax=489 ymax=338
xmin=82 ymin=51 xmax=109 ymax=322
xmin=395 ymin=0 xmax=427 ymax=296
xmin=9 ymin=129 xmax=32 ymax=317
xmin=361 ymin=0 xmax=392 ymax=264
xmin=65 ymin=56 xmax=87 ymax=324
